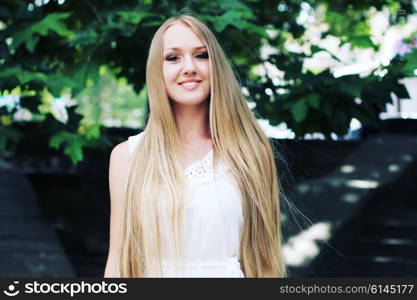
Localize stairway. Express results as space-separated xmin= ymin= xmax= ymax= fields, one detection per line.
xmin=310 ymin=160 xmax=417 ymax=277
xmin=0 ymin=163 xmax=75 ymax=277
xmin=343 ymin=197 xmax=417 ymax=277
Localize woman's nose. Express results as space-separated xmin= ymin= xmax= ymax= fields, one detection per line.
xmin=183 ymin=55 xmax=197 ymax=74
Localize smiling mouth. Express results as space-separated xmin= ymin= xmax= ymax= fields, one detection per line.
xmin=179 ymin=81 xmax=201 ymax=91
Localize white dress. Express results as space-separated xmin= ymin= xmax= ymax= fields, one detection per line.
xmin=127 ymin=131 xmax=244 ymax=277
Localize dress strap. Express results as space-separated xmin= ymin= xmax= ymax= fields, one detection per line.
xmin=127 ymin=131 xmax=144 ymax=155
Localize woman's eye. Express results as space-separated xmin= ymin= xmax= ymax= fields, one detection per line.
xmin=165 ymin=53 xmax=209 ymax=62
xmin=166 ymin=56 xmax=179 ymax=61
xmin=196 ymin=52 xmax=209 ymax=59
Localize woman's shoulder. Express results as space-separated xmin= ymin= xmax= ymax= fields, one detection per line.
xmin=127 ymin=130 xmax=145 ymax=154
xmin=108 ymin=130 xmax=144 ymax=171
xmin=108 ymin=141 xmax=130 ymax=184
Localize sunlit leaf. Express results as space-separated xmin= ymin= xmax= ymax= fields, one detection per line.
xmin=291 ymin=99 xmax=308 ymax=122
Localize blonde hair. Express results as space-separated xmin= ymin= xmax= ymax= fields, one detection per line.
xmin=118 ymin=12 xmax=286 ymax=277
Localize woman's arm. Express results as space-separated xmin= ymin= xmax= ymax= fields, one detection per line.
xmin=104 ymin=141 xmax=130 ymax=277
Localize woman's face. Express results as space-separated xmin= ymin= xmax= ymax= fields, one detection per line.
xmin=162 ymin=23 xmax=211 ymax=106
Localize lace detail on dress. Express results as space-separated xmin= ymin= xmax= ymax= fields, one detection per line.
xmin=127 ymin=132 xmax=230 ymax=186
xmin=184 ymin=150 xmax=230 ymax=186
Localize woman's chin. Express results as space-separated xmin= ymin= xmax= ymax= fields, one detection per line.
xmin=170 ymin=97 xmax=210 ymax=106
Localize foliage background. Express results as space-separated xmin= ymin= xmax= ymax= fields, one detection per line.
xmin=0 ymin=0 xmax=415 ymax=163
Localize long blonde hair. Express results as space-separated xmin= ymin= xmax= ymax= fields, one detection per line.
xmin=118 ymin=12 xmax=286 ymax=278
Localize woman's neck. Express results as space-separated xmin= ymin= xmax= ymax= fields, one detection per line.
xmin=172 ymin=102 xmax=211 ymax=144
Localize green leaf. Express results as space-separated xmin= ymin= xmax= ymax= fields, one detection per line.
xmin=339 ymin=78 xmax=363 ymax=98
xmin=18 ymin=71 xmax=48 ymax=84
xmin=85 ymin=123 xmax=101 ymax=140
xmin=117 ymin=11 xmax=159 ymax=24
xmin=310 ymin=45 xmax=323 ymax=55
xmin=221 ymin=0 xmax=251 ymax=11
xmin=305 ymin=93 xmax=320 ymax=109
xmin=11 ymin=12 xmax=72 ymax=52
xmin=326 ymin=11 xmax=349 ymax=36
xmin=0 ymin=67 xmax=49 ymax=84
xmin=49 ymin=131 xmax=71 ymax=149
xmin=0 ymin=67 xmax=21 ymax=78
xmin=211 ymin=10 xmax=261 ymax=34
xmin=25 ymin=36 xmax=40 ymax=53
xmin=244 ymin=23 xmax=269 ymax=39
xmin=64 ymin=139 xmax=84 ymax=164
xmin=291 ymin=99 xmax=308 ymax=122
xmin=11 ymin=29 xmax=33 ymax=51
xmin=49 ymin=131 xmax=87 ymax=164
xmin=211 ymin=15 xmax=230 ymax=32
xmin=402 ymin=50 xmax=417 ymax=76
xmin=46 ymin=75 xmax=77 ymax=96
xmin=31 ymin=12 xmax=72 ymax=36
xmin=348 ymin=35 xmax=375 ymax=49
xmin=309 ymin=45 xmax=342 ymax=62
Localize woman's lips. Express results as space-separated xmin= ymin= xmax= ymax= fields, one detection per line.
xmin=179 ymin=81 xmax=201 ymax=91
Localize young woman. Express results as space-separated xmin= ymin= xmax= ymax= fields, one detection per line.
xmin=104 ymin=12 xmax=286 ymax=278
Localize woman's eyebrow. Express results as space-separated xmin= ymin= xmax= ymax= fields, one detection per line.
xmin=164 ymin=45 xmax=206 ymax=52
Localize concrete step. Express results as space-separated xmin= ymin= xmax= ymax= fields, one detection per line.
xmin=345 ymin=255 xmax=417 ymax=277
xmin=360 ymin=220 xmax=417 ymax=239
xmin=316 ymin=254 xmax=417 ymax=277
xmin=349 ymin=238 xmax=417 ymax=259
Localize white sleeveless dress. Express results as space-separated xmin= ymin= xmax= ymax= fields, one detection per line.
xmin=127 ymin=131 xmax=244 ymax=277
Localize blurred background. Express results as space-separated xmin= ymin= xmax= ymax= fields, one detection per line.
xmin=0 ymin=0 xmax=416 ymax=277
